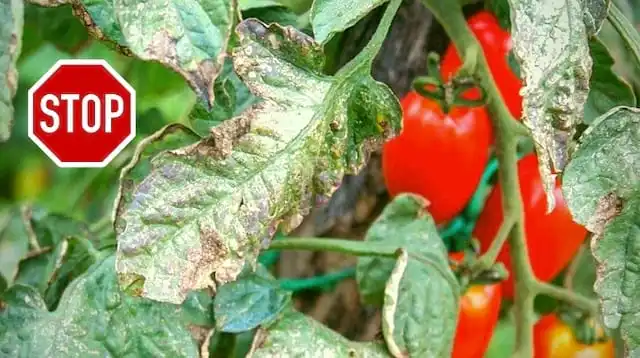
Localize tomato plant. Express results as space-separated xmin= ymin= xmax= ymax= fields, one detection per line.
xmin=1 ymin=0 xmax=638 ymax=357
xmin=533 ymin=315 xmax=614 ymax=358
xmin=440 ymin=11 xmax=523 ymax=120
xmin=473 ymin=154 xmax=587 ymax=298
xmin=382 ymin=92 xmax=491 ymax=224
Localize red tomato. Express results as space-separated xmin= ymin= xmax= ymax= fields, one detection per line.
xmin=440 ymin=11 xmax=523 ymax=120
xmin=473 ymin=154 xmax=587 ymax=298
xmin=534 ymin=315 xmax=614 ymax=358
xmin=382 ymin=92 xmax=492 ymax=224
xmin=449 ymin=253 xmax=502 ymax=358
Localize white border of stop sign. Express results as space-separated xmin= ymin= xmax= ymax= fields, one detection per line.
xmin=28 ymin=59 xmax=136 ymax=168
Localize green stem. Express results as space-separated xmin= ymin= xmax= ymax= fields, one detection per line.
xmin=608 ymin=3 xmax=640 ymax=71
xmin=419 ymin=1 xmax=535 ymax=356
xmin=268 ymin=237 xmax=399 ymax=257
xmin=533 ymin=281 xmax=599 ymax=315
xmin=471 ymin=213 xmax=516 ymax=273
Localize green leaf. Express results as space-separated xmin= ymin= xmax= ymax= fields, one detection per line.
xmin=23 ymin=3 xmax=88 ymax=54
xmin=0 ymin=0 xmax=23 ymax=142
xmin=508 ymin=0 xmax=592 ymax=211
xmin=189 ymin=59 xmax=258 ymax=136
xmin=487 ymin=0 xmax=511 ymax=29
xmin=67 ymin=0 xmax=129 ymax=50
xmin=584 ymin=0 xmax=611 ymax=36
xmin=310 ymin=0 xmax=387 ymax=44
xmin=243 ymin=6 xmax=301 ymax=29
xmin=239 ymin=0 xmax=283 ymax=11
xmin=584 ymin=38 xmax=636 ymax=124
xmin=0 ymin=207 xmax=31 ymax=292
xmin=71 ymin=0 xmax=236 ymax=106
xmin=0 ymin=255 xmax=201 ymax=357
xmin=249 ymin=308 xmax=391 ymax=357
xmin=214 ymin=266 xmax=290 ymax=333
xmin=359 ymin=195 xmax=459 ymax=358
xmin=356 ymin=194 xmax=454 ymax=305
xmin=382 ymin=250 xmax=459 ymax=357
xmin=563 ymin=106 xmax=640 ymax=355
xmin=115 ymin=7 xmax=401 ymax=304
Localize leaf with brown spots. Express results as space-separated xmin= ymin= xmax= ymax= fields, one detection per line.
xmin=67 ymin=0 xmax=236 ymax=105
xmin=0 ymin=0 xmax=22 ymax=142
xmin=114 ymin=14 xmax=402 ymax=304
xmin=563 ymin=106 xmax=640 ymax=355
xmin=508 ymin=0 xmax=593 ymax=211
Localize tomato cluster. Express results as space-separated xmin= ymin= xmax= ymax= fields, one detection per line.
xmin=382 ymin=11 xmax=603 ymax=357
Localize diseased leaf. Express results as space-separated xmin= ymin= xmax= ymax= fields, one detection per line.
xmin=214 ymin=266 xmax=290 ymax=333
xmin=70 ymin=0 xmax=236 ymax=106
xmin=189 ymin=59 xmax=258 ymax=137
xmin=0 ymin=255 xmax=202 ymax=357
xmin=115 ymin=1 xmax=402 ymax=304
xmin=364 ymin=196 xmax=459 ymax=357
xmin=249 ymin=308 xmax=391 ymax=357
xmin=243 ymin=6 xmax=301 ymax=29
xmin=563 ymin=106 xmax=640 ymax=355
xmin=67 ymin=0 xmax=129 ymax=52
xmin=0 ymin=207 xmax=31 ymax=292
xmin=584 ymin=38 xmax=636 ymax=124
xmin=356 ymin=194 xmax=453 ymax=306
xmin=310 ymin=0 xmax=387 ymax=44
xmin=508 ymin=0 xmax=592 ymax=211
xmin=0 ymin=0 xmax=23 ymax=142
xmin=583 ymin=0 xmax=611 ymax=35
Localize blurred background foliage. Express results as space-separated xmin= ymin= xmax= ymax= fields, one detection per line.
xmin=1 ymin=3 xmax=196 ymax=225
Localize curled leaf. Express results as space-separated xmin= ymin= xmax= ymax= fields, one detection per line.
xmin=508 ymin=0 xmax=593 ymax=211
xmin=115 ymin=19 xmax=401 ymax=304
xmin=563 ymin=106 xmax=640 ymax=355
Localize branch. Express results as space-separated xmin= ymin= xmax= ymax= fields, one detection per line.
xmin=269 ymin=237 xmax=399 ymax=257
xmin=471 ymin=213 xmax=516 ymax=273
xmin=418 ymin=1 xmax=536 ymax=356
xmin=533 ymin=281 xmax=599 ymax=315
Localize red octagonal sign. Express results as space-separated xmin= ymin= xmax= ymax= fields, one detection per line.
xmin=28 ymin=59 xmax=136 ymax=168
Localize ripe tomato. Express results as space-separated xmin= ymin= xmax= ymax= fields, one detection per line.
xmin=534 ymin=315 xmax=614 ymax=357
xmin=382 ymin=92 xmax=492 ymax=224
xmin=449 ymin=253 xmax=502 ymax=358
xmin=440 ymin=11 xmax=523 ymax=120
xmin=473 ymin=154 xmax=587 ymax=298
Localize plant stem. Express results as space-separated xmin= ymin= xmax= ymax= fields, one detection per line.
xmin=471 ymin=214 xmax=516 ymax=273
xmin=419 ymin=1 xmax=535 ymax=356
xmin=533 ymin=281 xmax=599 ymax=315
xmin=269 ymin=237 xmax=399 ymax=257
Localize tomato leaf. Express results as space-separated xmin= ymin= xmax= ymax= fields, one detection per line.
xmin=68 ymin=0 xmax=236 ymax=106
xmin=115 ymin=7 xmax=401 ymax=304
xmin=310 ymin=0 xmax=388 ymax=44
xmin=0 ymin=255 xmax=205 ymax=357
xmin=584 ymin=37 xmax=636 ymax=124
xmin=189 ymin=60 xmax=258 ymax=137
xmin=0 ymin=0 xmax=22 ymax=142
xmin=362 ymin=196 xmax=459 ymax=357
xmin=563 ymin=106 xmax=640 ymax=355
xmin=356 ymin=194 xmax=456 ymax=306
xmin=248 ymin=308 xmax=390 ymax=357
xmin=213 ymin=266 xmax=291 ymax=333
xmin=508 ymin=0 xmax=593 ymax=211
xmin=0 ymin=207 xmax=31 ymax=292
xmin=239 ymin=0 xmax=283 ymax=11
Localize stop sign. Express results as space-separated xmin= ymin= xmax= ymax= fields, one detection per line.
xmin=28 ymin=59 xmax=136 ymax=168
